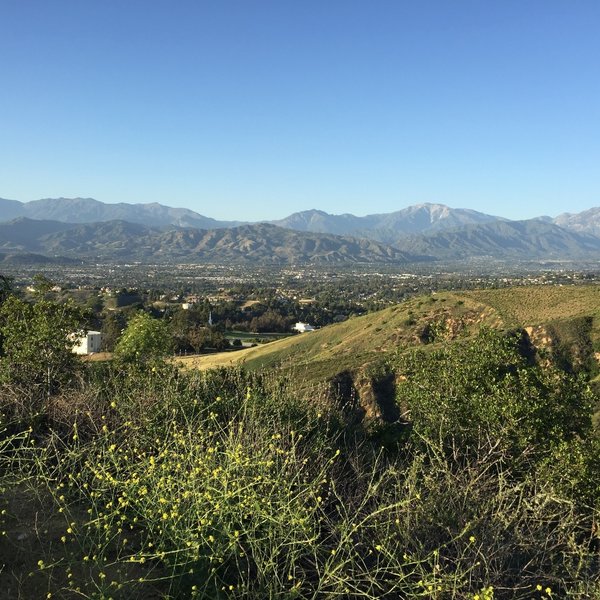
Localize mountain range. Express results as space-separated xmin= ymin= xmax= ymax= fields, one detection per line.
xmin=270 ymin=205 xmax=505 ymax=244
xmin=1 ymin=196 xmax=600 ymax=264
xmin=0 ymin=218 xmax=423 ymax=265
xmin=0 ymin=197 xmax=240 ymax=229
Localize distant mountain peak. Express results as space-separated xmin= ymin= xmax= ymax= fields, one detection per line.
xmin=553 ymin=207 xmax=600 ymax=236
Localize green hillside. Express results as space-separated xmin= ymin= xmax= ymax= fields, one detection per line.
xmin=468 ymin=286 xmax=600 ymax=380
xmin=179 ymin=285 xmax=600 ymax=383
xmin=466 ymin=285 xmax=600 ymax=325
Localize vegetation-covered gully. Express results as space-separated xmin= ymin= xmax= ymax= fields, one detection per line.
xmin=0 ymin=280 xmax=599 ymax=599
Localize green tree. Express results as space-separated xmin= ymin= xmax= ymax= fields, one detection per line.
xmin=85 ymin=293 xmax=104 ymax=314
xmin=113 ymin=312 xmax=173 ymax=366
xmin=0 ymin=296 xmax=86 ymax=410
xmin=32 ymin=273 xmax=55 ymax=297
xmin=169 ymin=306 xmax=214 ymax=351
xmin=186 ymin=324 xmax=210 ymax=354
xmin=100 ymin=311 xmax=127 ymax=352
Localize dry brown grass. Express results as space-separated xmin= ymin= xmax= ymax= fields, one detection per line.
xmin=239 ymin=299 xmax=262 ymax=309
xmin=175 ymin=349 xmax=253 ymax=371
xmin=80 ymin=352 xmax=112 ymax=362
xmin=465 ymin=285 xmax=600 ymax=326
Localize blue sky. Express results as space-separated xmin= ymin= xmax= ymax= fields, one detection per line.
xmin=1 ymin=1 xmax=599 ymax=221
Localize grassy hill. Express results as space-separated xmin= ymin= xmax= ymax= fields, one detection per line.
xmin=469 ymin=286 xmax=600 ymax=381
xmin=466 ymin=285 xmax=600 ymax=325
xmin=178 ymin=285 xmax=600 ymax=384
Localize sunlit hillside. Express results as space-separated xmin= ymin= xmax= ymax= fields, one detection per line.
xmin=178 ymin=285 xmax=600 ymax=384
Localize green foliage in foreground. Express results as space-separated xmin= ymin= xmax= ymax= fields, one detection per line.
xmin=395 ymin=330 xmax=595 ymax=469
xmin=113 ymin=311 xmax=174 ymax=367
xmin=0 ymin=295 xmax=86 ymax=411
xmin=395 ymin=330 xmax=600 ymax=517
xmin=0 ymin=328 xmax=599 ymax=598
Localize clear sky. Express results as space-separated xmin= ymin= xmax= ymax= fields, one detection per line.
xmin=1 ymin=0 xmax=599 ymax=221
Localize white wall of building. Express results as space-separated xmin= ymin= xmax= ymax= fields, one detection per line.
xmin=73 ymin=331 xmax=103 ymax=355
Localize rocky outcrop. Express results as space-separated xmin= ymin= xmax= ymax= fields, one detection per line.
xmin=523 ymin=318 xmax=595 ymax=373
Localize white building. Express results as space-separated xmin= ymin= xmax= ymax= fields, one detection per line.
xmin=293 ymin=322 xmax=315 ymax=333
xmin=72 ymin=331 xmax=102 ymax=355
xmin=182 ymin=295 xmax=203 ymax=310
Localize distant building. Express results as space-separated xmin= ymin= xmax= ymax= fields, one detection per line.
xmin=72 ymin=331 xmax=102 ymax=355
xmin=293 ymin=322 xmax=315 ymax=333
xmin=182 ymin=295 xmax=202 ymax=310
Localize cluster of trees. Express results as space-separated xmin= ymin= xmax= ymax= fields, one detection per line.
xmin=167 ymin=306 xmax=226 ymax=352
xmin=9 ymin=272 xmax=400 ymax=349
xmin=0 ymin=277 xmax=244 ymax=406
xmin=97 ymin=301 xmax=289 ymax=355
